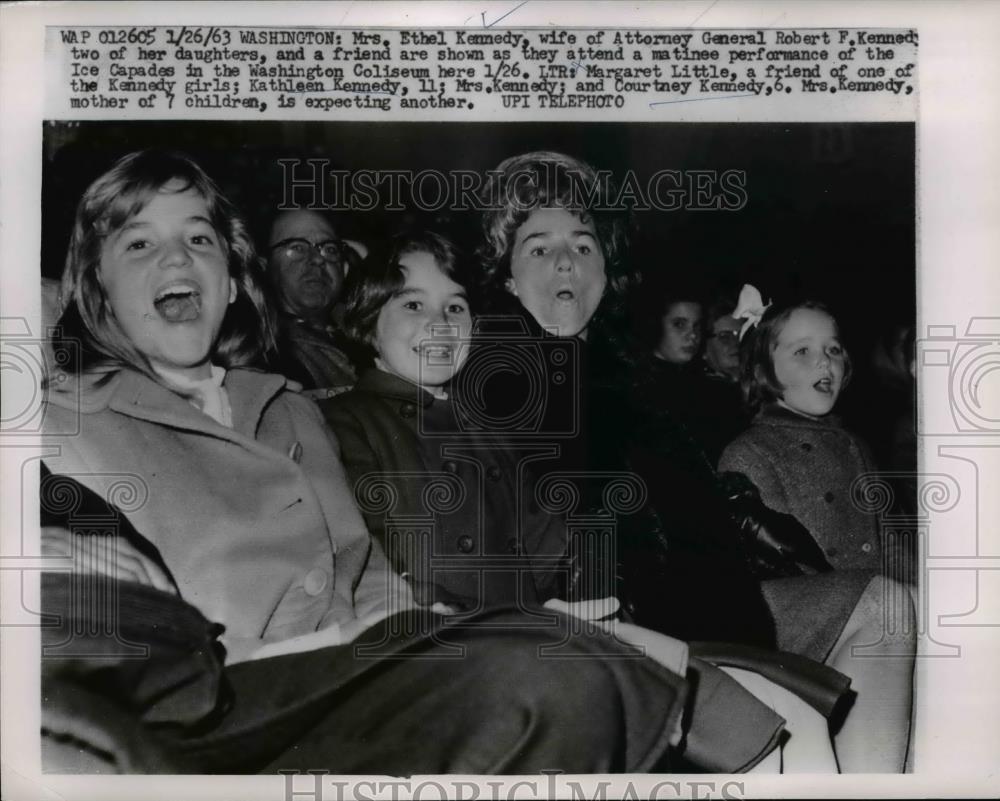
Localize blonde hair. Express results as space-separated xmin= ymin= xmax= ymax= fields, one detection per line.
xmin=55 ymin=150 xmax=275 ymax=374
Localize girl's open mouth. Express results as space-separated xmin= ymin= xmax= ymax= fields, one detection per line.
xmin=814 ymin=377 xmax=834 ymax=394
xmin=555 ymin=289 xmax=575 ymax=301
xmin=153 ymin=281 xmax=202 ymax=323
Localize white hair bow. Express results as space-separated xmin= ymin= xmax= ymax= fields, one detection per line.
xmin=732 ymin=284 xmax=771 ymax=341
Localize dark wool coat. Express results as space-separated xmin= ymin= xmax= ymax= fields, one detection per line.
xmin=275 ymin=316 xmax=357 ymax=397
xmin=465 ymin=310 xmax=779 ymax=648
xmin=320 ymin=368 xmax=569 ymax=610
xmin=719 ymin=404 xmax=882 ymax=572
xmin=630 ymin=355 xmax=750 ymax=468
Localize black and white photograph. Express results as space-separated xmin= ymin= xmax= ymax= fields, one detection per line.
xmin=2 ymin=3 xmax=998 ymax=800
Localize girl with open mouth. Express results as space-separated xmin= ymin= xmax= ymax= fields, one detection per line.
xmin=721 ymin=300 xmax=874 ymax=572
xmin=102 ymin=183 xmax=235 ymax=383
xmin=721 ymin=299 xmax=912 ymax=770
xmin=475 ymin=151 xmax=915 ymax=773
xmin=41 ymin=151 xmax=697 ymax=775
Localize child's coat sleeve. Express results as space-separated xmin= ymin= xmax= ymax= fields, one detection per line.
xmin=719 ymin=438 xmax=793 ymax=517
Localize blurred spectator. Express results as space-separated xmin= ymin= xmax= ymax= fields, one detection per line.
xmin=633 ymin=288 xmax=747 ymax=465
xmin=703 ymin=296 xmax=744 ymax=382
xmin=265 ymin=209 xmax=366 ymax=398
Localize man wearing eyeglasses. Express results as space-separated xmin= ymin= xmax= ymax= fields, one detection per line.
xmin=266 ymin=209 xmax=365 ymax=397
xmin=703 ymin=301 xmax=745 ymax=383
xmin=692 ymin=297 xmax=752 ymax=464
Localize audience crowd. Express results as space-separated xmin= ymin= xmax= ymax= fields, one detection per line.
xmin=37 ymin=149 xmax=918 ymax=776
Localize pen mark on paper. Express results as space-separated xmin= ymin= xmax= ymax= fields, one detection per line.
xmin=686 ymin=0 xmax=720 ymax=29
xmin=482 ymin=1 xmax=530 ymax=29
xmin=649 ymin=93 xmax=756 ymax=107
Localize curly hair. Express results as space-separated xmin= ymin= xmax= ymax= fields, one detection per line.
xmin=476 ymin=151 xmax=636 ymax=349
xmin=54 ymin=150 xmax=276 ymax=375
xmin=739 ymin=300 xmax=853 ymax=412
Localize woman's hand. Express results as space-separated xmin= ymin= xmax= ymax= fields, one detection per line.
xmin=41 ymin=526 xmax=177 ymax=595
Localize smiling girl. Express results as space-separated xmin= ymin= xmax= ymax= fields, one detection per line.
xmin=44 ymin=149 xmax=405 ymax=660
xmin=321 ymin=229 xmax=570 ymax=610
xmin=41 ymin=151 xmax=698 ymax=775
xmin=57 ymin=152 xmax=272 ymax=384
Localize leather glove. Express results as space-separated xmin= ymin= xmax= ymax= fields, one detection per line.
xmin=718 ymin=471 xmax=834 ymax=578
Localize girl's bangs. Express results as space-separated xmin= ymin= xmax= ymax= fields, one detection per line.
xmin=92 ymin=173 xmax=206 ymax=237
xmin=93 ymin=185 xmax=159 ymax=236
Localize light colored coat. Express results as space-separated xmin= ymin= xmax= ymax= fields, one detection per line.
xmin=719 ymin=404 xmax=881 ymax=571
xmin=42 ymin=367 xmax=411 ymax=662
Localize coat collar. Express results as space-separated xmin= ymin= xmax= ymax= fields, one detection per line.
xmin=280 ymin=315 xmax=340 ymax=343
xmin=49 ymin=367 xmax=288 ymax=440
xmin=353 ymin=368 xmax=436 ymax=408
xmin=755 ymin=402 xmax=843 ymax=432
xmin=224 ymin=369 xmax=290 ymax=438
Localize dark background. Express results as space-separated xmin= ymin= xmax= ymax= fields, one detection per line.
xmin=41 ymin=120 xmax=915 ymax=447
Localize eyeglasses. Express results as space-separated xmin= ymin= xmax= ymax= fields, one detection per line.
xmin=270 ymin=238 xmax=345 ymax=262
xmin=708 ymin=330 xmax=740 ymax=343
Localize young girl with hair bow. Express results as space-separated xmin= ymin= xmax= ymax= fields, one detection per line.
xmin=719 ymin=286 xmax=914 ymax=771
xmin=722 ymin=287 xmax=881 ymax=573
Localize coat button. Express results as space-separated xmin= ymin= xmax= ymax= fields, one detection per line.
xmin=487 ymin=465 xmax=503 ymax=482
xmin=304 ymin=568 xmax=329 ymax=596
xmin=800 ymin=443 xmax=813 ymax=452
xmin=457 ymin=535 xmax=475 ymax=553
xmin=826 ymin=547 xmax=839 ymax=558
xmin=824 ymin=491 xmax=835 ymax=503
xmin=861 ymin=542 xmax=873 ymax=553
xmin=442 ymin=460 xmax=459 ymax=474
xmin=400 ymin=403 xmax=416 ymax=419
